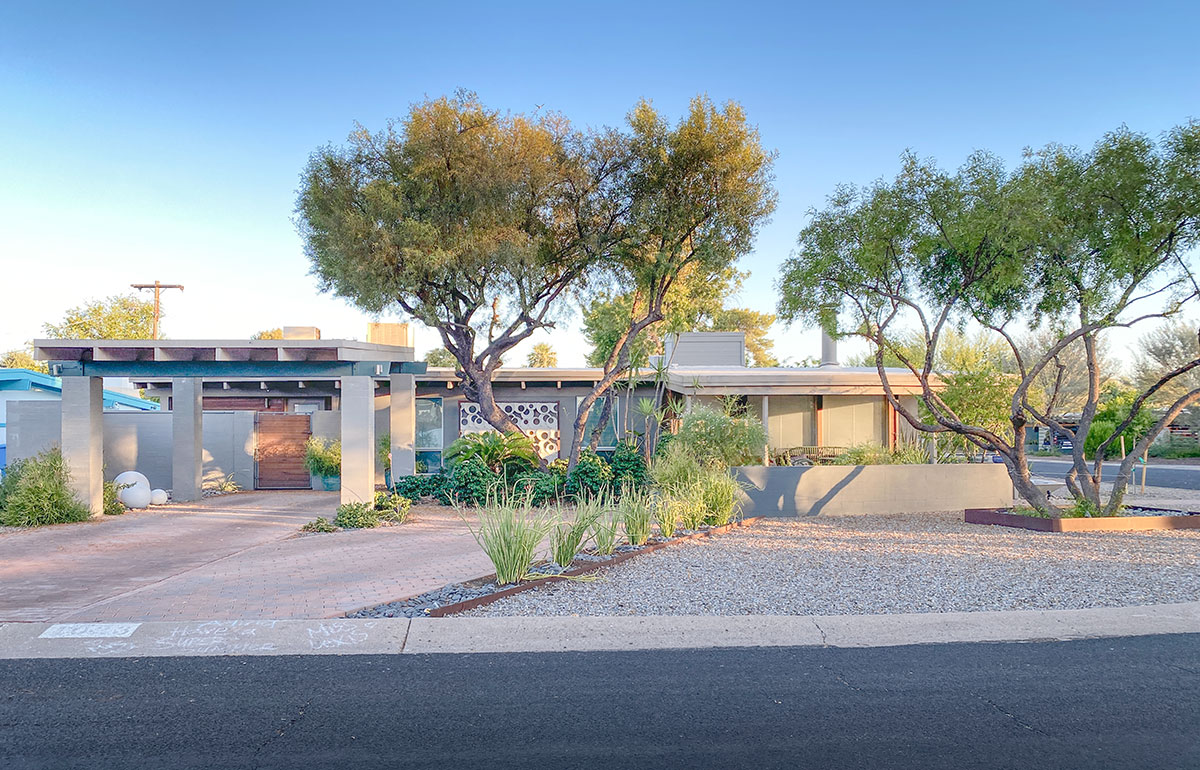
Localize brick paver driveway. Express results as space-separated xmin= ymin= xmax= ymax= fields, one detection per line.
xmin=0 ymin=492 xmax=492 ymax=622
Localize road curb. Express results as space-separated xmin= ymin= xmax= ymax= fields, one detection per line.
xmin=2 ymin=601 xmax=1197 ymax=659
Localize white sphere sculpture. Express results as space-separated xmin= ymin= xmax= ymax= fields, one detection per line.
xmin=150 ymin=488 xmax=169 ymax=506
xmin=121 ymin=485 xmax=152 ymax=509
xmin=114 ymin=471 xmax=150 ymax=491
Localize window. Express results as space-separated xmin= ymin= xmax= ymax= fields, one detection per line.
xmin=576 ymin=396 xmax=620 ymax=451
xmin=416 ymin=397 xmax=443 ymax=474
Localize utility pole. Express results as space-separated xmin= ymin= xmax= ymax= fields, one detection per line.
xmin=131 ymin=281 xmax=184 ymax=339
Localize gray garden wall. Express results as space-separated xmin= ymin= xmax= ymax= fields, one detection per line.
xmin=734 ymin=463 xmax=1013 ymax=516
xmin=7 ymin=401 xmax=255 ymax=491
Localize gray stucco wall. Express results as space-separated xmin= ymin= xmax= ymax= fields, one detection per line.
xmin=8 ymin=401 xmax=254 ymax=491
xmin=734 ymin=463 xmax=1013 ymax=516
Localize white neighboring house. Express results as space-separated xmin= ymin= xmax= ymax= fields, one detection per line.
xmin=0 ymin=369 xmax=159 ymax=469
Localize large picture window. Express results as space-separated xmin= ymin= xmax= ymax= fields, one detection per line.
xmin=415 ymin=397 xmax=443 ymax=474
xmin=576 ymin=396 xmax=620 ymax=451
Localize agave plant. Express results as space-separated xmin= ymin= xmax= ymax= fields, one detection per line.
xmin=444 ymin=431 xmax=539 ymax=475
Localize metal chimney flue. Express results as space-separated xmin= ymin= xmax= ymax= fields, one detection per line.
xmin=819 ymin=332 xmax=839 ymax=368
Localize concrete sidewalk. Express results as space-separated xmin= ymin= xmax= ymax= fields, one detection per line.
xmin=2 ymin=601 xmax=1197 ymax=658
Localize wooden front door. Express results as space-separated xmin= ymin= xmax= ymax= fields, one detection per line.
xmin=255 ymin=414 xmax=312 ymax=489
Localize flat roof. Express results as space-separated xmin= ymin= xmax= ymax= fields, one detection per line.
xmin=34 ymin=339 xmax=419 ymax=379
xmin=666 ymin=365 xmax=935 ymax=396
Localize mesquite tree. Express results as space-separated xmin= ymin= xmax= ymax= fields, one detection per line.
xmin=297 ymin=91 xmax=626 ymax=445
xmin=777 ymin=122 xmax=1200 ymax=514
xmin=566 ymin=97 xmax=777 ymax=469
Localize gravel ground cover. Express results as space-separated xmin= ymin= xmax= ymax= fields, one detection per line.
xmin=462 ymin=511 xmax=1200 ymax=617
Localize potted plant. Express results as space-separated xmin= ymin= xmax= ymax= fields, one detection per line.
xmin=304 ymin=436 xmax=342 ymax=491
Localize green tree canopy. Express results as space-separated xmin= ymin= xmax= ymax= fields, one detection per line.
xmin=777 ymin=121 xmax=1200 ymax=514
xmin=43 ymin=293 xmax=155 ymax=339
xmin=583 ymin=266 xmax=778 ymax=367
xmin=0 ymin=348 xmax=47 ymax=373
xmin=297 ymin=90 xmax=624 ymax=442
xmin=567 ymin=97 xmax=777 ymax=466
xmin=526 ymin=342 xmax=557 ymax=367
xmin=424 ymin=347 xmax=457 ymax=368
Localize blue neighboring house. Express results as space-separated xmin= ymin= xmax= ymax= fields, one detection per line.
xmin=0 ymin=369 xmax=160 ymax=469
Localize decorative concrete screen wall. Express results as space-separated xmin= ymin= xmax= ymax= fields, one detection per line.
xmin=7 ymin=401 xmax=254 ymax=491
xmin=734 ymin=463 xmax=1012 ymax=516
xmin=459 ymin=402 xmax=561 ymax=459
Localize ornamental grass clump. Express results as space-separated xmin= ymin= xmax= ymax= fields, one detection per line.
xmin=464 ymin=493 xmax=554 ymax=585
xmin=654 ymin=495 xmax=682 ymax=539
xmin=0 ymin=448 xmax=91 ymax=527
xmin=550 ymin=503 xmax=599 ymax=567
xmin=697 ymin=470 xmax=742 ymax=526
xmin=619 ymin=488 xmax=654 ymax=546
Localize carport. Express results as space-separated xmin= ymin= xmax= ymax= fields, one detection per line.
xmin=35 ymin=338 xmax=424 ymax=513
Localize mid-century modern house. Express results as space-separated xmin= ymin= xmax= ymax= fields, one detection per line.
xmin=8 ymin=324 xmax=932 ymax=512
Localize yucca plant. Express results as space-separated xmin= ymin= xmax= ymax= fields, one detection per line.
xmin=463 ymin=492 xmax=555 ymax=585
xmin=619 ymin=487 xmax=654 ymax=545
xmin=550 ymin=503 xmax=600 ymax=567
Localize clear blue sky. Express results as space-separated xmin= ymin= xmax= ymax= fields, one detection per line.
xmin=2 ymin=0 xmax=1197 ymax=366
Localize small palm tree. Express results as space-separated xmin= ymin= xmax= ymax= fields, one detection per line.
xmin=444 ymin=432 xmax=539 ymax=475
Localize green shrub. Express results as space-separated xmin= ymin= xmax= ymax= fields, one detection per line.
xmin=445 ymin=431 xmax=538 ymax=476
xmin=373 ymin=491 xmax=412 ymax=523
xmin=449 ymin=455 xmax=500 ymax=505
xmin=832 ymin=442 xmax=928 ymax=466
xmin=392 ymin=474 xmax=430 ymax=499
xmin=672 ymin=405 xmax=767 ymax=468
xmin=463 ymin=493 xmax=554 ymax=585
xmin=0 ymin=448 xmax=91 ymax=527
xmin=301 ymin=516 xmax=338 ymax=533
xmin=0 ymin=458 xmax=28 ymax=512
xmin=334 ymin=501 xmax=379 ymax=529
xmin=427 ymin=473 xmax=454 ymax=505
xmin=1062 ymin=497 xmax=1119 ymax=518
xmin=510 ymin=470 xmax=562 ymax=507
xmin=565 ymin=449 xmax=613 ymax=499
xmin=304 ymin=437 xmax=342 ymax=477
xmin=550 ymin=503 xmax=600 ymax=567
xmin=103 ymin=480 xmax=130 ymax=516
xmin=619 ymin=488 xmax=654 ymax=545
xmin=610 ymin=439 xmax=649 ymax=491
xmin=1149 ymin=435 xmax=1200 ymax=459
xmin=649 ymin=441 xmax=703 ymax=496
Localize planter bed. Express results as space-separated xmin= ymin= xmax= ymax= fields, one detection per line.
xmin=347 ymin=517 xmax=763 ymax=619
xmin=965 ymin=507 xmax=1200 ymax=532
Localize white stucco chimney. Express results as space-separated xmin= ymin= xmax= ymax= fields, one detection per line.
xmin=819 ymin=332 xmax=839 ymax=367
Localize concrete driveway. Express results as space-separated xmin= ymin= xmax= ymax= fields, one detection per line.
xmin=0 ymin=491 xmax=492 ymax=622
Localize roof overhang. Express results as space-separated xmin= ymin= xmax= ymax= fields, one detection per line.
xmin=35 ymin=339 xmax=423 ymax=379
xmin=665 ymin=366 xmax=939 ymax=397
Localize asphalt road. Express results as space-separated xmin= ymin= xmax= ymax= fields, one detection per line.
xmin=1028 ymin=457 xmax=1200 ymax=491
xmin=2 ymin=635 xmax=1198 ymax=769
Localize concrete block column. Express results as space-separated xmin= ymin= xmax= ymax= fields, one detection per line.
xmin=341 ymin=376 xmax=376 ymax=505
xmin=171 ymin=377 xmax=204 ymax=502
xmin=61 ymin=376 xmax=104 ymax=515
xmin=389 ymin=374 xmax=416 ymax=478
